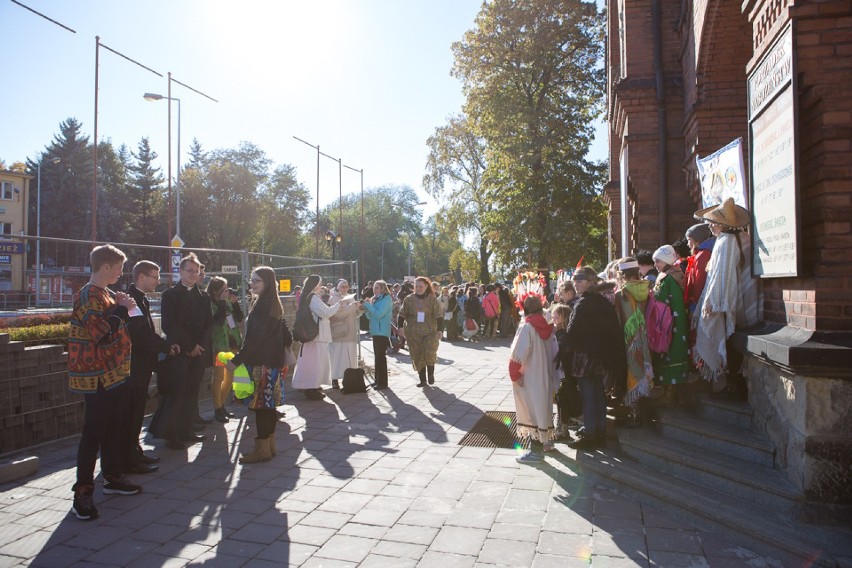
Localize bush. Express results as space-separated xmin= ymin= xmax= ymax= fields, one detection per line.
xmin=0 ymin=313 xmax=72 ymax=329
xmin=6 ymin=323 xmax=70 ymax=348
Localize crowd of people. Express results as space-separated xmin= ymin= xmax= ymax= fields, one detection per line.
xmin=509 ymin=198 xmax=758 ymax=463
xmin=65 ymin=197 xmax=755 ymax=519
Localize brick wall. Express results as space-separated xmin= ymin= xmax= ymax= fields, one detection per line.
xmin=749 ymin=0 xmax=852 ymax=331
xmin=0 ymin=334 xmax=81 ymax=454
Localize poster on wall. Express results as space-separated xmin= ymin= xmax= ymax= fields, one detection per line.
xmin=748 ymin=23 xmax=799 ymax=278
xmin=696 ymin=138 xmax=748 ymax=209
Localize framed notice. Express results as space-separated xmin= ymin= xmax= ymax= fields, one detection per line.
xmin=748 ymin=23 xmax=799 ymax=277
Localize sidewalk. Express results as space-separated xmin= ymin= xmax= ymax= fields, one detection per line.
xmin=0 ymin=335 xmax=785 ymax=567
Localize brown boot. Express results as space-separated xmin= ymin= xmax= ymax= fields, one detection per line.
xmin=268 ymin=435 xmax=277 ymax=457
xmin=239 ymin=437 xmax=272 ymax=464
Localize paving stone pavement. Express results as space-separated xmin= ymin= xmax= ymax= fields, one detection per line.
xmin=0 ymin=335 xmax=787 ymax=567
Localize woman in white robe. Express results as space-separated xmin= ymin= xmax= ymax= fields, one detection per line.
xmin=328 ymin=280 xmax=362 ymax=389
xmin=508 ymin=295 xmax=558 ymax=464
xmin=292 ymin=275 xmax=341 ymax=399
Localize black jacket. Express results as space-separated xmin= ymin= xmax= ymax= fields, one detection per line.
xmin=160 ymin=282 xmax=213 ymax=354
xmin=563 ymin=291 xmax=626 ymax=381
xmin=232 ymin=307 xmax=292 ymax=369
xmin=127 ymin=284 xmax=170 ymax=364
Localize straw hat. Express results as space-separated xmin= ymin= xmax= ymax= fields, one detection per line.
xmin=693 ymin=198 xmax=751 ymax=228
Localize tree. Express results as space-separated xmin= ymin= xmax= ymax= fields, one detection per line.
xmin=413 ymin=216 xmax=461 ymax=281
xmin=423 ymin=114 xmax=493 ymax=282
xmin=128 ymin=137 xmax=167 ymax=245
xmin=96 ymin=141 xmax=134 ymax=243
xmin=452 ymin=0 xmax=608 ymax=270
xmin=26 ymin=118 xmax=93 ymax=240
xmin=258 ymin=164 xmax=311 ymax=257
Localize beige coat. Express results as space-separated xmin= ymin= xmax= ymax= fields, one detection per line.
xmin=329 ymin=290 xmax=362 ymax=343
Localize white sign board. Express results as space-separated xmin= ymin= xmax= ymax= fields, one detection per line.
xmin=748 ymin=24 xmax=799 ymax=277
xmin=221 ymin=265 xmax=239 ymax=273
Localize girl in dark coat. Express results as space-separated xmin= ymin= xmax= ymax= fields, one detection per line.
xmin=227 ymin=266 xmax=291 ymax=464
xmin=562 ymin=267 xmax=627 ymax=450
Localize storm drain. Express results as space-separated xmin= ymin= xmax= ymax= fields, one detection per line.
xmin=458 ymin=411 xmax=522 ymax=449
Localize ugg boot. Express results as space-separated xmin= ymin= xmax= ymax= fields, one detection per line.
xmin=239 ymin=437 xmax=272 ymax=464
xmin=268 ymin=435 xmax=277 ymax=457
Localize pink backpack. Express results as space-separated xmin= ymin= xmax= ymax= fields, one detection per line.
xmin=645 ymin=291 xmax=674 ymax=353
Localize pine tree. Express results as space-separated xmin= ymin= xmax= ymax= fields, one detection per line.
xmin=128 ymin=137 xmax=166 ymax=245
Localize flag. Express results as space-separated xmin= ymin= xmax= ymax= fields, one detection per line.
xmin=696 ymin=138 xmax=747 ymax=208
xmin=575 ymin=256 xmax=585 ymax=269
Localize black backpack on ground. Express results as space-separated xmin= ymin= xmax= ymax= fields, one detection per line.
xmin=341 ymin=368 xmax=368 ymax=394
xmin=292 ymin=293 xmax=319 ymax=343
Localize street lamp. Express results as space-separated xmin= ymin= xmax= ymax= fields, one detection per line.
xmin=143 ymin=90 xmax=181 ymax=239
xmin=36 ymin=156 xmax=60 ymax=306
xmin=325 ymin=230 xmax=343 ymax=259
xmin=380 ymin=240 xmax=393 ymax=280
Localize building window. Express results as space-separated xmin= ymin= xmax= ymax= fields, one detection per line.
xmin=0 ymin=223 xmax=12 ymax=235
xmin=0 ymin=182 xmax=13 ymax=200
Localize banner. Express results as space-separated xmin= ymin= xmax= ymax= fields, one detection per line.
xmin=696 ymin=138 xmax=747 ymax=208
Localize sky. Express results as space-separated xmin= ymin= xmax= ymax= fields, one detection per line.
xmin=1 ymin=0 xmax=608 ymax=228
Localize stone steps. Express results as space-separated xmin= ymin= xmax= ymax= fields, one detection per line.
xmin=617 ymin=426 xmax=801 ymax=515
xmin=656 ymin=407 xmax=776 ymax=467
xmin=577 ymin=443 xmax=852 ymax=567
xmin=696 ymin=394 xmax=754 ymax=429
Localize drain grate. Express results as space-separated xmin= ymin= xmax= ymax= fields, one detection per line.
xmin=458 ymin=411 xmax=522 ymax=449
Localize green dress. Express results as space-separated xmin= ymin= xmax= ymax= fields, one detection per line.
xmin=652 ymin=272 xmax=689 ymax=385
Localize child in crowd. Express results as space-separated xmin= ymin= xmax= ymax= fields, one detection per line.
xmin=552 ymin=304 xmax=579 ymax=441
xmin=508 ymin=295 xmax=558 ymax=463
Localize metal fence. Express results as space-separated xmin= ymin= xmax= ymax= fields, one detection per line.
xmin=0 ymin=234 xmax=359 ymax=313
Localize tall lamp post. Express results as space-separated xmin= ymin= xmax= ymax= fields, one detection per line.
xmin=143 ymin=90 xmax=181 ymax=238
xmin=36 ymin=156 xmax=60 ymax=305
xmin=343 ymin=164 xmax=364 ymax=286
xmin=293 ymin=136 xmax=321 ymax=257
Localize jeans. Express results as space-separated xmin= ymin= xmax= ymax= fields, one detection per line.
xmin=578 ymin=375 xmax=606 ymax=439
xmin=372 ymin=336 xmax=390 ymax=387
xmin=76 ymin=381 xmax=131 ymax=486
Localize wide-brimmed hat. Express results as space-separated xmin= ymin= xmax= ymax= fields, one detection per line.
xmin=693 ymin=198 xmax=751 ymax=228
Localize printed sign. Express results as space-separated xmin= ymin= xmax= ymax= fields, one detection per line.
xmin=279 ymin=279 xmax=291 ymax=293
xmin=0 ymin=241 xmax=23 ymax=254
xmin=696 ymin=138 xmax=747 ymax=208
xmin=170 ymin=252 xmax=181 ymax=273
xmin=749 ymin=24 xmax=799 ymax=277
xmin=221 ymin=265 xmax=238 ymax=273
xmin=0 ymin=255 xmax=11 ymax=264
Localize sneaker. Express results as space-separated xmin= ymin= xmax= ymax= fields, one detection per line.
xmin=543 ymin=441 xmax=556 ymax=452
xmin=214 ymin=408 xmax=229 ymax=423
xmin=71 ymin=484 xmax=98 ymax=520
xmin=516 ymin=450 xmax=544 ymax=464
xmin=103 ymin=475 xmax=142 ymax=495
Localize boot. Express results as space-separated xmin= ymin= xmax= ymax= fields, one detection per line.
xmin=427 ymin=365 xmax=435 ymax=385
xmin=416 ymin=368 xmax=427 ymax=387
xmin=214 ymin=408 xmax=229 ymax=423
xmin=239 ymin=437 xmax=272 ymax=464
xmin=268 ymin=435 xmax=277 ymax=457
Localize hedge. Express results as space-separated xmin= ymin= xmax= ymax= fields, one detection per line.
xmin=6 ymin=323 xmax=70 ymax=348
xmin=0 ymin=313 xmax=72 ymax=329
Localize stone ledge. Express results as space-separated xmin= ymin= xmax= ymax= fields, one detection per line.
xmin=0 ymin=455 xmax=38 ymax=484
xmin=732 ymin=323 xmax=852 ymax=377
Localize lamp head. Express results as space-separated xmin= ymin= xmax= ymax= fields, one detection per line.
xmin=143 ymin=92 xmax=164 ymax=101
xmin=50 ymin=157 xmax=61 ymax=165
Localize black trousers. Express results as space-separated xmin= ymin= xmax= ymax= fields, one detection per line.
xmin=126 ymin=359 xmax=156 ymax=464
xmin=163 ymin=355 xmax=206 ymax=442
xmin=76 ymin=381 xmax=130 ymax=486
xmin=372 ymin=335 xmax=390 ymax=387
xmin=557 ymin=375 xmax=582 ymax=422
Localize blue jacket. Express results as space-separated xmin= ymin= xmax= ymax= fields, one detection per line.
xmin=362 ymin=293 xmax=393 ymax=337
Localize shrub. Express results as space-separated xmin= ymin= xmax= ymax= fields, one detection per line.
xmin=0 ymin=313 xmax=72 ymax=329
xmin=6 ymin=323 xmax=70 ymax=348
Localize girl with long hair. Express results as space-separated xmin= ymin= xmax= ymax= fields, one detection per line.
xmin=227 ymin=266 xmax=291 ymax=463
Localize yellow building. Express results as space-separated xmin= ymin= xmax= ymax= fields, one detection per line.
xmin=0 ymin=169 xmax=31 ymax=292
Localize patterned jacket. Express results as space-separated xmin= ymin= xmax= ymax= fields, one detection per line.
xmin=68 ymin=284 xmax=132 ymax=393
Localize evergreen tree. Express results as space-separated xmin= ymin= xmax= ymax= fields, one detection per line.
xmin=128 ymin=137 xmax=166 ymax=245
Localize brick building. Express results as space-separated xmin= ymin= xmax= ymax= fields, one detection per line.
xmin=605 ymin=0 xmax=851 ymax=520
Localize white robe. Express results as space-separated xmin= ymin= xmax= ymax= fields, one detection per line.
xmin=509 ymin=320 xmax=558 ymax=443
xmin=292 ymin=295 xmax=341 ymax=389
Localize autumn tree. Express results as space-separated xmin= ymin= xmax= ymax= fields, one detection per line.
xmin=452 ymin=0 xmax=607 ymax=270
xmin=423 ymin=113 xmax=493 ymax=282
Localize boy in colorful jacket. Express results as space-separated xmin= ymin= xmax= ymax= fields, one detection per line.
xmin=68 ymin=244 xmax=141 ymax=520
